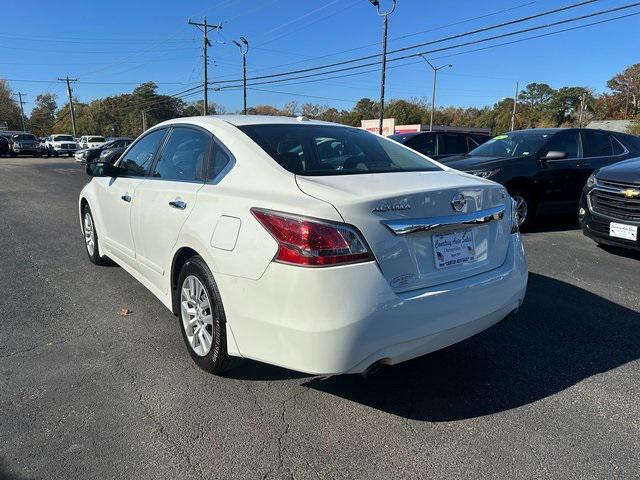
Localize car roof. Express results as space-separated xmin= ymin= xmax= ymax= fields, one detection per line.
xmin=156 ymin=114 xmax=345 ymax=129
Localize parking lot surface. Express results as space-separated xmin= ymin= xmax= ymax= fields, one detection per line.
xmin=1 ymin=157 xmax=639 ymax=480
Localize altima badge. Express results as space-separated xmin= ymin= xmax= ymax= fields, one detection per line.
xmin=372 ymin=203 xmax=411 ymax=213
xmin=451 ymin=193 xmax=466 ymax=212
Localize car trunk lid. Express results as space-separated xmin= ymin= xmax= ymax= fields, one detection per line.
xmin=296 ymin=171 xmax=512 ymax=292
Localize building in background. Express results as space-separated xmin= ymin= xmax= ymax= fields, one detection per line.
xmin=361 ymin=118 xmax=490 ymax=136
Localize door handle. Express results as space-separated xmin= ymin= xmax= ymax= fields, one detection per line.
xmin=121 ymin=194 xmax=132 ymax=202
xmin=169 ymin=200 xmax=187 ymax=210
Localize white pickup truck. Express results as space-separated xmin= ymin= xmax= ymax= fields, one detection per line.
xmin=44 ymin=134 xmax=78 ymax=157
xmin=78 ymin=135 xmax=106 ymax=150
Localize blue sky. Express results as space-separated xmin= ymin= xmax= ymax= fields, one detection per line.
xmin=2 ymin=0 xmax=639 ymax=115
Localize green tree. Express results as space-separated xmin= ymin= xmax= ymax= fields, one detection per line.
xmin=0 ymin=80 xmax=23 ymax=130
xmin=519 ymin=83 xmax=556 ymax=127
xmin=28 ymin=93 xmax=58 ymax=136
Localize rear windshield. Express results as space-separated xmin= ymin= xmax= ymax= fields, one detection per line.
xmin=238 ymin=124 xmax=441 ymax=176
xmin=88 ymin=136 xmax=105 ymax=142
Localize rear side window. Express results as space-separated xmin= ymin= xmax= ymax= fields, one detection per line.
xmin=152 ymin=127 xmax=210 ymax=181
xmin=611 ymin=136 xmax=627 ymax=155
xmin=238 ymin=124 xmax=441 ymax=176
xmin=119 ymin=129 xmax=166 ymax=177
xmin=582 ymin=131 xmax=613 ymax=157
xmin=438 ymin=133 xmax=468 ymax=155
xmin=208 ymin=139 xmax=233 ymax=181
xmin=406 ymin=133 xmax=436 ymax=156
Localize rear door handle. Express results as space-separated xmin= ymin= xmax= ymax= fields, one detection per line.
xmin=121 ymin=194 xmax=131 ymax=202
xmin=169 ymin=200 xmax=187 ymax=210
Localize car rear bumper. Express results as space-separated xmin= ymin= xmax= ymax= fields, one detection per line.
xmin=217 ymin=234 xmax=528 ymax=375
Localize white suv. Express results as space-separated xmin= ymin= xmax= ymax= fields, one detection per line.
xmin=79 ymin=116 xmax=527 ymax=375
xmin=78 ymin=135 xmax=106 ymax=149
xmin=44 ymin=134 xmax=78 ymax=156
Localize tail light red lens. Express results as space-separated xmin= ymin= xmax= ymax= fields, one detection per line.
xmin=251 ymin=208 xmax=374 ymax=266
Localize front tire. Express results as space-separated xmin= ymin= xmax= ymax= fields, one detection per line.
xmin=511 ymin=190 xmax=535 ymax=230
xmin=177 ymin=256 xmax=235 ymax=374
xmin=82 ymin=205 xmax=108 ymax=265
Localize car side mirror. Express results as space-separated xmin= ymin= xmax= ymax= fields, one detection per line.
xmin=86 ymin=161 xmax=124 ymax=177
xmin=540 ymin=150 xmax=568 ymax=161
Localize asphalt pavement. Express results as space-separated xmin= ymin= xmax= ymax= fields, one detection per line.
xmin=1 ymin=157 xmax=639 ymax=480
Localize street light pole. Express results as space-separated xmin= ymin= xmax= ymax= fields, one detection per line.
xmin=368 ymin=0 xmax=397 ymax=135
xmin=233 ymin=37 xmax=249 ymax=115
xmin=418 ymin=55 xmax=452 ymax=132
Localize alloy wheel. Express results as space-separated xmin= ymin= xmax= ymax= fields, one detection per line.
xmin=513 ymin=195 xmax=529 ymax=226
xmin=84 ymin=212 xmax=95 ymax=256
xmin=180 ymin=275 xmax=214 ymax=357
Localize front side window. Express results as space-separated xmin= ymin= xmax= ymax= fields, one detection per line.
xmin=238 ymin=124 xmax=441 ymax=175
xmin=151 ymin=127 xmax=210 ymax=181
xmin=582 ymin=131 xmax=613 ymax=157
xmin=119 ymin=129 xmax=166 ymax=177
xmin=541 ymin=131 xmax=580 ymax=159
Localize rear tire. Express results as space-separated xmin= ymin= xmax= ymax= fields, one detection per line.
xmin=177 ymin=256 xmax=236 ymax=374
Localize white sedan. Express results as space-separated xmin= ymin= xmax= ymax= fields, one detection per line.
xmin=79 ymin=116 xmax=527 ymax=375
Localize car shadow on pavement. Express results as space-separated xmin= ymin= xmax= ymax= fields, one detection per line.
xmin=304 ymin=272 xmax=640 ymax=421
xmin=522 ymin=213 xmax=580 ymax=233
xmin=0 ymin=458 xmax=30 ymax=480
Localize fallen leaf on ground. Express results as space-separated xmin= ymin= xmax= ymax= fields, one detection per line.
xmin=118 ymin=308 xmax=131 ymax=317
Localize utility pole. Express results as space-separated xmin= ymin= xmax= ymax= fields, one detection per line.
xmin=58 ymin=76 xmax=78 ymax=137
xmin=13 ymin=92 xmax=27 ymax=132
xmin=511 ymin=81 xmax=519 ymax=131
xmin=233 ymin=37 xmax=249 ymax=115
xmin=368 ymin=0 xmax=397 ymax=135
xmin=418 ymin=55 xmax=452 ymax=132
xmin=188 ymin=17 xmax=222 ymax=116
xmin=142 ymin=110 xmax=148 ymax=131
xmin=579 ymin=91 xmax=586 ymax=128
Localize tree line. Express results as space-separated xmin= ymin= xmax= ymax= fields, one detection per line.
xmin=1 ymin=63 xmax=638 ymax=137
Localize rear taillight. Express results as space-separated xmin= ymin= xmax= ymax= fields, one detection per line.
xmin=251 ymin=208 xmax=373 ymax=266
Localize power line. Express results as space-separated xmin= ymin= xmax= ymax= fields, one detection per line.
xmin=240 ymin=1 xmax=540 ymax=77
xmin=211 ymin=0 xmax=601 ymax=85
xmin=215 ymin=2 xmax=640 ymax=89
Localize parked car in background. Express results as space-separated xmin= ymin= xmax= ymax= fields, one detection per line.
xmin=8 ymin=133 xmax=42 ymax=157
xmin=0 ymin=135 xmax=10 ymax=157
xmin=44 ymin=134 xmax=79 ymax=157
xmin=79 ymin=115 xmax=527 ymax=375
xmin=389 ymin=130 xmax=491 ymax=161
xmin=78 ymin=135 xmax=106 ymax=149
xmin=75 ymin=137 xmax=133 ymax=164
xmin=443 ymin=128 xmax=640 ymax=227
xmin=579 ymin=156 xmax=640 ymax=251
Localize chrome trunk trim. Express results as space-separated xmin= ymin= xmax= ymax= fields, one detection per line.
xmin=382 ymin=204 xmax=506 ymax=235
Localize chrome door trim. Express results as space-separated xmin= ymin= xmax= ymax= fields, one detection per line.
xmin=382 ymin=204 xmax=506 ymax=235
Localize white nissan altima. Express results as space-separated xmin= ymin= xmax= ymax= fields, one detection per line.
xmin=79 ymin=115 xmax=528 ymax=375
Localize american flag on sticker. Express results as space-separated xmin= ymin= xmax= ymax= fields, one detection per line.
xmin=436 ymin=251 xmax=445 ymax=263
